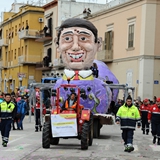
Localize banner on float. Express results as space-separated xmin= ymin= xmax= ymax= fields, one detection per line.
xmin=51 ymin=114 xmax=77 ymax=137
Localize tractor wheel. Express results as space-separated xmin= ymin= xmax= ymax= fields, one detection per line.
xmin=50 ymin=138 xmax=59 ymax=145
xmin=89 ymin=114 xmax=93 ymax=146
xmin=42 ymin=122 xmax=51 ymax=149
xmin=81 ymin=122 xmax=89 ymax=150
xmin=93 ymin=118 xmax=100 ymax=138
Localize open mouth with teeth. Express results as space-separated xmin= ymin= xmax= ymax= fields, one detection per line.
xmin=68 ymin=53 xmax=84 ymax=62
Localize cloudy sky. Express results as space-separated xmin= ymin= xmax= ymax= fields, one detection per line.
xmin=0 ymin=0 xmax=108 ymax=13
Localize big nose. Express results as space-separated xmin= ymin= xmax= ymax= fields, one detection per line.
xmin=72 ymin=36 xmax=81 ymax=51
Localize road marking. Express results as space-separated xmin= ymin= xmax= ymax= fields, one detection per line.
xmin=133 ymin=145 xmax=138 ymax=151
xmin=5 ymin=144 xmax=31 ymax=151
xmin=149 ymin=145 xmax=160 ymax=151
xmin=0 ymin=133 xmax=36 ymax=145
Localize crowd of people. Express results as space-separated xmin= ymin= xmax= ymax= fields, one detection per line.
xmin=114 ymin=95 xmax=160 ymax=153
xmin=0 ymin=91 xmax=29 ymax=147
xmin=0 ymin=86 xmax=46 ymax=147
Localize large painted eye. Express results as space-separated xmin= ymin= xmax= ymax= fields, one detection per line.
xmin=64 ymin=36 xmax=72 ymax=42
xmin=79 ymin=36 xmax=87 ymax=41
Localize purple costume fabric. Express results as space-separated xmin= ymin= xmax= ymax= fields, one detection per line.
xmin=54 ymin=78 xmax=111 ymax=114
xmin=53 ymin=60 xmax=118 ymax=114
xmin=93 ymin=60 xmax=119 ymax=102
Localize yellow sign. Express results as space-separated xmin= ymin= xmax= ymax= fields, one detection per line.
xmin=53 ymin=122 xmax=75 ymax=126
xmin=59 ymin=114 xmax=76 ymax=119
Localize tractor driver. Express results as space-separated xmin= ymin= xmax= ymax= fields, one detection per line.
xmin=64 ymin=93 xmax=77 ymax=110
xmin=63 ymin=92 xmax=84 ymax=112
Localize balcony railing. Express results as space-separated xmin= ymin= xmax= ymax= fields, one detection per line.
xmin=18 ymin=55 xmax=41 ymax=64
xmin=0 ymin=39 xmax=9 ymax=47
xmin=35 ymin=61 xmax=52 ymax=71
xmin=18 ymin=29 xmax=39 ymax=39
xmin=35 ymin=30 xmax=52 ymax=42
xmin=53 ymin=58 xmax=64 ymax=68
xmin=0 ymin=60 xmax=7 ymax=68
xmin=97 ymin=50 xmax=113 ymax=62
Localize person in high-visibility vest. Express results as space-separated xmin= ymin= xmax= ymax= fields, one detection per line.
xmin=0 ymin=93 xmax=15 ymax=147
xmin=116 ymin=95 xmax=141 ymax=152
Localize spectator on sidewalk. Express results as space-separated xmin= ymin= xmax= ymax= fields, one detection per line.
xmin=17 ymin=96 xmax=27 ymax=130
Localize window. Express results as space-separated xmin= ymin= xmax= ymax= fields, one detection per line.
xmin=127 ymin=17 xmax=136 ymax=48
xmin=15 ymin=25 xmax=17 ymax=36
xmin=104 ymin=31 xmax=113 ymax=51
xmin=11 ymin=50 xmax=13 ymax=61
xmin=0 ymin=49 xmax=2 ymax=60
xmin=47 ymin=48 xmax=52 ymax=62
xmin=18 ymin=48 xmax=20 ymax=56
xmin=22 ymin=46 xmax=23 ymax=55
xmin=12 ymin=27 xmax=14 ymax=38
xmin=6 ymin=30 xmax=8 ymax=38
xmin=128 ymin=24 xmax=134 ymax=48
xmin=14 ymin=49 xmax=16 ymax=59
xmin=25 ymin=45 xmax=27 ymax=56
xmin=47 ymin=18 xmax=52 ymax=37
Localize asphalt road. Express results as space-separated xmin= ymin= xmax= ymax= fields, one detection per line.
xmin=0 ymin=116 xmax=160 ymax=160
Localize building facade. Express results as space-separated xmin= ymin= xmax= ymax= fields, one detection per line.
xmin=0 ymin=4 xmax=44 ymax=93
xmin=86 ymin=0 xmax=160 ymax=100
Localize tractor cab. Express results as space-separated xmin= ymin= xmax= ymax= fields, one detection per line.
xmin=42 ymin=83 xmax=93 ymax=150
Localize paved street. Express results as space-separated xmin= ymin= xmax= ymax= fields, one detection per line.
xmin=0 ymin=116 xmax=160 ymax=160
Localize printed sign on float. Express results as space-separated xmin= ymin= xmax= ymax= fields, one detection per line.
xmin=51 ymin=114 xmax=77 ymax=137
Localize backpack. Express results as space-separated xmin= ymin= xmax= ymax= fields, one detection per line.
xmin=17 ymin=100 xmax=26 ymax=115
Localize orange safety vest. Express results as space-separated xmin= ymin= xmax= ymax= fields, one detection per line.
xmin=65 ymin=100 xmax=77 ymax=109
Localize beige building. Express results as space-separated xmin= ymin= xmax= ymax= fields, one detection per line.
xmin=86 ymin=0 xmax=160 ymax=100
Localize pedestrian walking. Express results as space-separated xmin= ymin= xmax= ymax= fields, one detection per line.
xmin=148 ymin=97 xmax=160 ymax=145
xmin=116 ymin=95 xmax=141 ymax=152
xmin=139 ymin=99 xmax=151 ymax=135
xmin=17 ymin=96 xmax=27 ymax=130
xmin=0 ymin=93 xmax=15 ymax=147
xmin=35 ymin=97 xmax=42 ymax=132
xmin=11 ymin=95 xmax=18 ymax=130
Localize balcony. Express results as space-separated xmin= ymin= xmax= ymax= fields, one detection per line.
xmin=97 ymin=50 xmax=113 ymax=62
xmin=35 ymin=30 xmax=52 ymax=42
xmin=18 ymin=55 xmax=41 ymax=64
xmin=18 ymin=29 xmax=39 ymax=39
xmin=53 ymin=58 xmax=64 ymax=68
xmin=0 ymin=60 xmax=7 ymax=69
xmin=35 ymin=61 xmax=52 ymax=71
xmin=0 ymin=39 xmax=9 ymax=47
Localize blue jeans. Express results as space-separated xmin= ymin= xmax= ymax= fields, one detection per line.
xmin=18 ymin=114 xmax=25 ymax=130
xmin=122 ymin=129 xmax=134 ymax=145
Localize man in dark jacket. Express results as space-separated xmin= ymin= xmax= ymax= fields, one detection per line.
xmin=0 ymin=93 xmax=15 ymax=147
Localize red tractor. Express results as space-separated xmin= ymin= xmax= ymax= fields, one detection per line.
xmin=42 ymin=84 xmax=93 ymax=150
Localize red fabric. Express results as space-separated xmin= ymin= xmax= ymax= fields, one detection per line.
xmin=157 ymin=97 xmax=160 ymax=102
xmin=36 ymin=103 xmax=40 ymax=109
xmin=74 ymin=71 xmax=79 ymax=80
xmin=143 ymin=99 xmax=148 ymax=102
xmin=148 ymin=104 xmax=160 ymax=120
xmin=139 ymin=104 xmax=151 ymax=116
